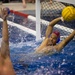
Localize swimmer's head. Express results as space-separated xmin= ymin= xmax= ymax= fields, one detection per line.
xmin=48 ymin=31 xmax=60 ymax=45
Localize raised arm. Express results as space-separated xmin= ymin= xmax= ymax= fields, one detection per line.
xmin=56 ymin=30 xmax=75 ymax=51
xmin=45 ymin=17 xmax=62 ymax=38
xmin=1 ymin=8 xmax=10 ymax=58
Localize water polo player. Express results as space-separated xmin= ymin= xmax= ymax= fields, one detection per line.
xmin=35 ymin=17 xmax=75 ymax=54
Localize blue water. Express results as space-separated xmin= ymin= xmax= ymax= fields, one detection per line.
xmin=0 ymin=13 xmax=75 ymax=75
xmin=10 ymin=39 xmax=75 ymax=75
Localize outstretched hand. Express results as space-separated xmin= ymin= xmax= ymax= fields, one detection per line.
xmin=1 ymin=8 xmax=9 ymax=20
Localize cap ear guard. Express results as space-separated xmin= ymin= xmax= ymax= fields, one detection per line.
xmin=53 ymin=31 xmax=60 ymax=43
xmin=56 ymin=37 xmax=60 ymax=43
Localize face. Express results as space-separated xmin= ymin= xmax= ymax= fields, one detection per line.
xmin=47 ymin=33 xmax=58 ymax=46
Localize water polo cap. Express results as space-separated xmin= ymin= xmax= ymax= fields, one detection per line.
xmin=53 ymin=31 xmax=60 ymax=43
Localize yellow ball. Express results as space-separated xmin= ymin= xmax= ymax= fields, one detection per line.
xmin=62 ymin=6 xmax=75 ymax=21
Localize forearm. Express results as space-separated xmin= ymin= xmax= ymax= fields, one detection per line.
xmin=1 ymin=19 xmax=9 ymax=57
xmin=49 ymin=17 xmax=61 ymax=27
xmin=63 ymin=30 xmax=75 ymax=46
xmin=45 ymin=17 xmax=61 ymax=38
xmin=57 ymin=30 xmax=75 ymax=51
xmin=2 ymin=19 xmax=9 ymax=43
xmin=1 ymin=8 xmax=10 ymax=58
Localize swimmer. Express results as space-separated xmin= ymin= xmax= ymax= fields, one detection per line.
xmin=0 ymin=8 xmax=16 ymax=75
xmin=35 ymin=17 xmax=75 ymax=54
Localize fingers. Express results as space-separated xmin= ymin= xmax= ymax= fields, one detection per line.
xmin=2 ymin=8 xmax=9 ymax=20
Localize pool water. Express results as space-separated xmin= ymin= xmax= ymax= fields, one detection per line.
xmin=0 ymin=13 xmax=75 ymax=75
xmin=10 ymin=39 xmax=75 ymax=75
xmin=1 ymin=24 xmax=74 ymax=75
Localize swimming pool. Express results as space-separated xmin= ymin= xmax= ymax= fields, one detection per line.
xmin=10 ymin=28 xmax=75 ymax=75
xmin=0 ymin=13 xmax=75 ymax=75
